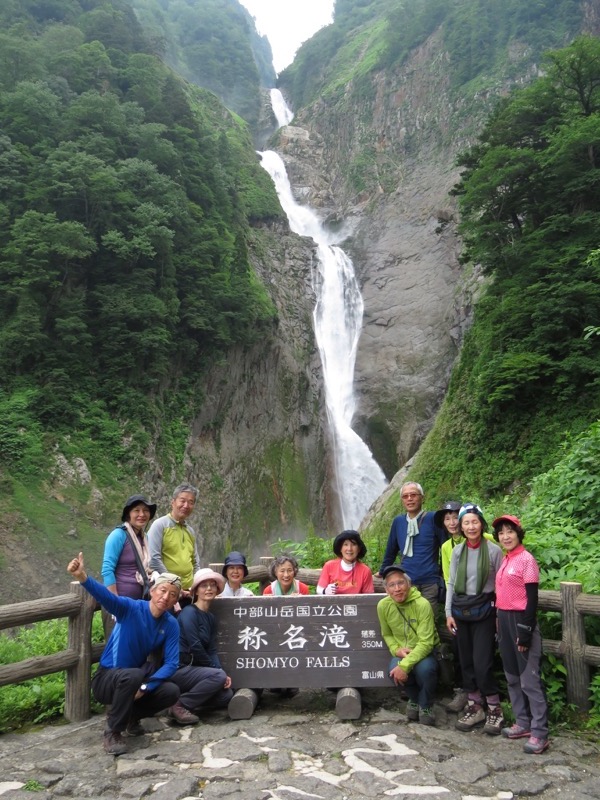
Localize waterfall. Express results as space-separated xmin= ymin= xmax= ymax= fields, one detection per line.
xmin=270 ymin=88 xmax=294 ymax=128
xmin=260 ymin=94 xmax=387 ymax=530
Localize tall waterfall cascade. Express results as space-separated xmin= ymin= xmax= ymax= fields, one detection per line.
xmin=260 ymin=91 xmax=387 ymax=529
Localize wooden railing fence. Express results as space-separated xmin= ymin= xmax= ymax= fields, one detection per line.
xmin=1 ymin=567 xmax=599 ymax=721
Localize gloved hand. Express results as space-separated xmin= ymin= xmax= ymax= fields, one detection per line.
xmin=324 ymin=583 xmax=337 ymax=595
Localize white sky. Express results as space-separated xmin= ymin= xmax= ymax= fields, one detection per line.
xmin=239 ymin=0 xmax=335 ymax=73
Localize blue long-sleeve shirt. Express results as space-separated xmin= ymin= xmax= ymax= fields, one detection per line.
xmin=82 ymin=576 xmax=179 ymax=692
xmin=379 ymin=511 xmax=446 ymax=586
xmin=177 ymin=604 xmax=221 ymax=669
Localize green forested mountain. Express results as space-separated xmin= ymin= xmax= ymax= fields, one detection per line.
xmin=409 ymin=35 xmax=600 ymax=498
xmin=281 ymin=0 xmax=585 ymax=109
xmin=130 ymin=0 xmax=276 ymax=129
xmin=0 ymin=0 xmax=283 ymax=481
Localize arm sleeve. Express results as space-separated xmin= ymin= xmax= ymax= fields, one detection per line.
xmin=81 ymin=576 xmax=132 ymax=619
xmin=441 ymin=540 xmax=452 ymax=584
xmin=377 ymin=601 xmax=399 ymax=658
xmin=147 ymin=518 xmax=167 ymax=573
xmin=191 ymin=529 xmax=201 ymax=574
xmin=101 ymin=528 xmax=126 ymax=587
xmin=379 ymin=519 xmax=401 ymax=572
xmin=445 ymin=545 xmax=460 ymax=617
xmin=517 ymin=583 xmax=539 ymax=646
xmin=317 ymin=562 xmax=334 ymax=590
xmin=359 ymin=564 xmax=374 ymax=593
xmin=146 ymin=618 xmax=180 ymax=691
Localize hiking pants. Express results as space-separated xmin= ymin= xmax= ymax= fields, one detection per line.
xmin=497 ymin=610 xmax=548 ymax=738
xmin=455 ymin=611 xmax=500 ymax=699
xmin=170 ymin=665 xmax=234 ymax=712
xmin=92 ymin=667 xmax=179 ymax=733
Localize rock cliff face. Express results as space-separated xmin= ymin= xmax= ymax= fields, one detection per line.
xmin=275 ymin=32 xmax=476 ymax=478
xmin=173 ymin=223 xmax=329 ymax=562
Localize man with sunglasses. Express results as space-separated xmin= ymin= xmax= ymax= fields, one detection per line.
xmin=377 ymin=482 xmax=446 ymax=612
xmin=67 ymin=552 xmax=182 ymax=755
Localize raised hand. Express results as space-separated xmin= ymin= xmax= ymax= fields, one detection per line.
xmin=67 ymin=552 xmax=87 ymax=582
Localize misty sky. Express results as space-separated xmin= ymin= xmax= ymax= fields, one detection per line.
xmin=239 ymin=0 xmax=335 ymax=73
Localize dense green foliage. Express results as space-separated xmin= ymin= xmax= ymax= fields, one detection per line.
xmin=280 ymin=0 xmax=584 ymax=110
xmin=0 ymin=615 xmax=104 ymax=733
xmin=0 ymin=0 xmax=283 ymax=479
xmin=130 ymin=0 xmax=275 ymax=128
xmin=410 ymin=37 xmax=600 ymax=497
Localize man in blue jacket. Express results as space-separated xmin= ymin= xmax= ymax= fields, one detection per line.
xmin=377 ymin=482 xmax=447 ymax=612
xmin=67 ymin=552 xmax=192 ymax=755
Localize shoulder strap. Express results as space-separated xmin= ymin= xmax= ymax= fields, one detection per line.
xmin=122 ymin=524 xmax=150 ymax=594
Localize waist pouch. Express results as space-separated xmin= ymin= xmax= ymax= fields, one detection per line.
xmin=452 ymin=591 xmax=494 ymax=621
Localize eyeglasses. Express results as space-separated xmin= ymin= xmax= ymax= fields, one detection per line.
xmin=401 ymin=493 xmax=420 ymax=500
xmin=387 ymin=582 xmax=407 ymax=590
xmin=198 ymin=581 xmax=218 ymax=590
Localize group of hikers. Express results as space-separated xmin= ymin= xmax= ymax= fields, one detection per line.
xmin=67 ymin=481 xmax=548 ymax=757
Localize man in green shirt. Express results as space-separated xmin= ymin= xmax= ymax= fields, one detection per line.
xmin=147 ymin=483 xmax=201 ymax=591
xmin=377 ymin=565 xmax=439 ymax=726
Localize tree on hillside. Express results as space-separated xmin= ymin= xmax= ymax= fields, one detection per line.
xmin=408 ymin=37 xmax=600 ymax=498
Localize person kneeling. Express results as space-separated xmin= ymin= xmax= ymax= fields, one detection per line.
xmin=170 ymin=569 xmax=234 ymax=723
xmin=67 ymin=552 xmax=182 ymax=756
xmin=377 ymin=565 xmax=439 ymax=726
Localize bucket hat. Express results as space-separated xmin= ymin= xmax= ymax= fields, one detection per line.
xmin=121 ymin=494 xmax=157 ymax=522
xmin=434 ymin=500 xmax=462 ymax=529
xmin=222 ymin=551 xmax=249 ymax=577
xmin=333 ymin=530 xmax=367 ymax=560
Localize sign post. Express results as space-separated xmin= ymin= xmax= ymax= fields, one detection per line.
xmin=212 ymin=594 xmax=393 ymax=718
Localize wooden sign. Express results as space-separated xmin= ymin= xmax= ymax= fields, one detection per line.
xmin=212 ymin=594 xmax=393 ymax=688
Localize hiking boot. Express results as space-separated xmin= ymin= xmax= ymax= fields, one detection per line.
xmin=483 ymin=705 xmax=504 ymax=735
xmin=455 ymin=702 xmax=485 ymax=731
xmin=103 ymin=731 xmax=127 ymax=755
xmin=125 ymin=718 xmax=145 ymax=737
xmin=502 ymin=723 xmax=531 ymax=739
xmin=523 ymin=736 xmax=549 ymax=754
xmin=168 ymin=702 xmax=200 ymax=725
xmin=419 ymin=706 xmax=435 ymax=726
xmin=445 ymin=688 xmax=468 ymax=712
xmin=405 ymin=701 xmax=419 ymax=721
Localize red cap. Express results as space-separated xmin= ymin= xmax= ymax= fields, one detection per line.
xmin=492 ymin=514 xmax=522 ymax=529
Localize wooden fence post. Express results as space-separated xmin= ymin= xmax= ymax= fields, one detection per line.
xmin=64 ymin=582 xmax=96 ymax=722
xmin=560 ymin=581 xmax=590 ymax=711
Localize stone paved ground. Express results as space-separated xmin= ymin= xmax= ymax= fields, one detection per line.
xmin=0 ymin=690 xmax=598 ymax=800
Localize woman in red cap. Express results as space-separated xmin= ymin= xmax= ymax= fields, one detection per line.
xmin=494 ymin=515 xmax=549 ymax=755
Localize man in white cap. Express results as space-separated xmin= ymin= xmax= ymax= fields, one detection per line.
xmin=67 ymin=552 xmax=185 ymax=755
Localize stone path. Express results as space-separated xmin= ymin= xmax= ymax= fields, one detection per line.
xmin=0 ymin=690 xmax=598 ymax=800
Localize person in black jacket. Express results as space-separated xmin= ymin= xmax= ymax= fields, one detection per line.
xmin=169 ymin=568 xmax=233 ymax=723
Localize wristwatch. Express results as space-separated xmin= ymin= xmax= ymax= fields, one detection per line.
xmin=140 ymin=684 xmax=148 ymax=692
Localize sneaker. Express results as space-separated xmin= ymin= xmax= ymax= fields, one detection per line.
xmin=125 ymin=718 xmax=145 ymax=737
xmin=455 ymin=702 xmax=485 ymax=731
xmin=405 ymin=701 xmax=419 ymax=721
xmin=483 ymin=705 xmax=504 ymax=736
xmin=502 ymin=723 xmax=531 ymax=739
xmin=168 ymin=702 xmax=200 ymax=725
xmin=103 ymin=731 xmax=127 ymax=755
xmin=445 ymin=688 xmax=468 ymax=712
xmin=419 ymin=706 xmax=435 ymax=726
xmin=523 ymin=736 xmax=549 ymax=754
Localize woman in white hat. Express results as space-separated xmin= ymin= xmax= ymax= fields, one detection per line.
xmin=168 ymin=568 xmax=233 ymax=724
